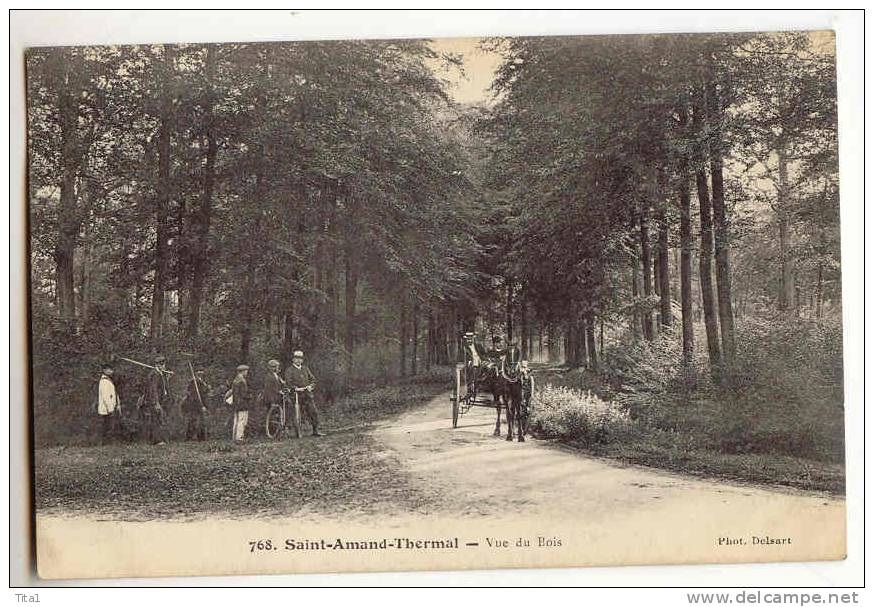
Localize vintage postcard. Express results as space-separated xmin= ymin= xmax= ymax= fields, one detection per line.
xmin=27 ymin=29 xmax=845 ymax=580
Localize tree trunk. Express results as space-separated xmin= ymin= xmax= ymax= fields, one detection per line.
xmin=563 ymin=328 xmax=571 ymax=366
xmin=283 ymin=304 xmax=297 ymax=360
xmin=325 ymin=183 xmax=339 ymax=342
xmin=579 ymin=318 xmax=589 ymax=369
xmin=519 ymin=296 xmax=529 ymax=359
xmin=239 ymin=269 xmax=256 ymax=361
xmin=706 ymin=74 xmax=736 ymax=366
xmin=566 ymin=320 xmax=577 ymax=367
xmin=186 ymin=46 xmax=218 ymax=342
xmin=794 ymin=275 xmax=802 ymax=317
xmin=630 ymin=241 xmax=641 ymax=339
xmin=426 ymin=310 xmax=434 ymax=372
xmin=599 ymin=318 xmax=604 ymax=357
xmin=657 ymin=206 xmax=671 ymax=328
xmin=149 ymin=45 xmax=175 ymax=344
xmin=411 ymin=299 xmax=419 ymax=376
xmin=548 ymin=326 xmax=560 ymax=363
xmin=505 ymin=280 xmax=514 ymax=341
xmin=399 ymin=303 xmax=408 ymax=377
xmin=776 ymin=150 xmax=796 ymax=313
xmin=639 ymin=201 xmax=654 ymax=340
xmin=79 ymin=223 xmax=93 ymax=324
xmin=678 ymin=168 xmax=695 ymax=362
xmin=238 ymin=49 xmax=275 ymax=360
xmin=653 ymin=254 xmax=661 ymax=329
xmin=54 ymin=55 xmax=82 ymax=324
xmin=692 ymin=84 xmax=722 ymax=374
xmin=344 ymin=244 xmax=358 ymax=371
xmin=585 ymin=314 xmax=598 ymax=372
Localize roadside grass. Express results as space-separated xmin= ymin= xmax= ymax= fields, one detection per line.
xmin=35 ymin=373 xmax=451 ymax=520
xmin=530 ymin=365 xmax=845 ymax=495
xmin=581 ymin=432 xmax=846 ymax=494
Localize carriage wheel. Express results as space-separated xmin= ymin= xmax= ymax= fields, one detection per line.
xmin=265 ymin=403 xmax=285 ymax=440
xmin=452 ymin=365 xmax=462 ymax=428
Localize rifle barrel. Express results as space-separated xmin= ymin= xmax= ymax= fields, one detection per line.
xmin=119 ymin=356 xmax=175 ymax=375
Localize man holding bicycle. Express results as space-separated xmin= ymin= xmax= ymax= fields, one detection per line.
xmin=284 ymin=350 xmax=324 ymax=437
xmin=259 ymin=359 xmax=285 ymax=436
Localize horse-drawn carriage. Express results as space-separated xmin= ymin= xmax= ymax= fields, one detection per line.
xmin=450 ymin=332 xmax=535 ymax=441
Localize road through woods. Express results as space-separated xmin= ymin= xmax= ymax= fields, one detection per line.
xmin=372 ymin=394 xmax=844 ymax=524
xmin=36 ymin=393 xmax=846 ymax=578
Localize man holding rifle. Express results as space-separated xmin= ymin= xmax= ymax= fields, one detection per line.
xmin=284 ymin=350 xmax=324 ymax=437
xmin=142 ymin=354 xmax=171 ymax=445
xmin=183 ymin=366 xmax=211 ymax=441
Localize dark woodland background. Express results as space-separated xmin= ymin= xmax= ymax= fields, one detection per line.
xmin=27 ymin=33 xmax=843 ymax=472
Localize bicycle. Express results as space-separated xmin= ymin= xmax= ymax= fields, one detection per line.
xmin=264 ymin=385 xmax=311 ymax=440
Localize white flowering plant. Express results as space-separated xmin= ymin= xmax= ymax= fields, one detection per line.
xmin=529 ymin=384 xmax=632 ymax=446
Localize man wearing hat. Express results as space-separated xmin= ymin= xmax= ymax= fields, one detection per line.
xmin=284 ymin=350 xmax=324 ymax=437
xmin=231 ymin=364 xmax=252 ymax=442
xmin=183 ymin=367 xmax=211 ymax=441
xmin=96 ymin=363 xmax=119 ymax=444
xmin=486 ymin=335 xmax=507 ymax=361
xmin=481 ymin=334 xmax=508 ymax=380
xmin=141 ymin=354 xmax=170 ymax=445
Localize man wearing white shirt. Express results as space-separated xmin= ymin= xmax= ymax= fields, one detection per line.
xmin=97 ymin=363 xmax=119 ymax=444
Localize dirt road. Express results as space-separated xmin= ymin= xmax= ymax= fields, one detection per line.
xmin=372 ymin=393 xmax=844 ymax=524
xmin=36 ymin=392 xmax=847 ymax=579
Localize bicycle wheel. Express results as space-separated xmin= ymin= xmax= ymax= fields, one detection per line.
xmin=265 ymin=403 xmax=285 ymax=439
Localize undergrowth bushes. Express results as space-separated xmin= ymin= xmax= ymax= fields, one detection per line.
xmin=533 ymin=315 xmax=844 ymax=464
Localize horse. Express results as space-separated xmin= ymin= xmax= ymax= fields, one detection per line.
xmin=462 ymin=334 xmax=508 ymax=437
xmin=479 ymin=365 xmax=508 ymax=437
xmin=497 ymin=345 xmax=529 ymax=442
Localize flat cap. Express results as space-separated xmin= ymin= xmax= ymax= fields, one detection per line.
xmin=236 ymin=364 xmax=250 ymax=372
xmin=267 ymin=359 xmax=280 ymax=367
xmin=292 ymin=350 xmax=304 ymax=358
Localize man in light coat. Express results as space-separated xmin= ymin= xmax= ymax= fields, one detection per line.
xmin=231 ymin=364 xmax=251 ymax=442
xmin=96 ymin=363 xmax=119 ymax=444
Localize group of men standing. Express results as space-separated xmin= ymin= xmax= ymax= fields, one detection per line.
xmin=95 ymin=350 xmax=323 ymax=445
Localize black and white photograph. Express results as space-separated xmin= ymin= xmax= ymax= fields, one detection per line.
xmin=14 ymin=10 xmax=860 ymax=585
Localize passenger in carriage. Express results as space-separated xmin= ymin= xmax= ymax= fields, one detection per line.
xmin=474 ymin=334 xmax=506 ymax=378
xmin=486 ymin=335 xmax=507 ymax=361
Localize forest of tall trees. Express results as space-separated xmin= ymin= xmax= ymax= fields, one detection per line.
xmin=28 ymin=32 xmax=841 ymax=450
xmin=28 ymin=41 xmax=488 ymax=421
xmin=477 ymin=32 xmax=840 ymax=382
